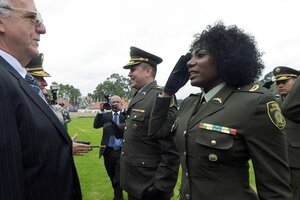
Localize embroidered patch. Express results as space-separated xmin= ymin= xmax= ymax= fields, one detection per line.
xmin=266 ymin=101 xmax=286 ymax=130
xmin=198 ymin=122 xmax=237 ymax=135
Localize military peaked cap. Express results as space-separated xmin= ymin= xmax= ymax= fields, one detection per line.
xmin=273 ymin=66 xmax=299 ymax=81
xmin=25 ymin=53 xmax=51 ymax=77
xmin=123 ymin=46 xmax=163 ymax=69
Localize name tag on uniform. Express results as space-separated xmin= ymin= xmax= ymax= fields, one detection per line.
xmin=198 ymin=122 xmax=237 ymax=135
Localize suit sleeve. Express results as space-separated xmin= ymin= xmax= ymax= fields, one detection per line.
xmin=153 ymin=136 xmax=180 ymax=192
xmin=245 ymin=93 xmax=292 ymax=200
xmin=281 ymin=76 xmax=300 ymax=122
xmin=149 ymin=95 xmax=177 ymax=137
xmin=93 ymin=112 xmax=104 ymax=128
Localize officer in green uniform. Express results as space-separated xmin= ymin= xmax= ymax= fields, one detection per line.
xmin=149 ymin=22 xmax=292 ymax=200
xmin=120 ymin=46 xmax=179 ymax=200
xmin=273 ymin=66 xmax=300 ymax=100
xmin=25 ymin=53 xmax=51 ymax=102
xmin=275 ymin=67 xmax=300 ymax=199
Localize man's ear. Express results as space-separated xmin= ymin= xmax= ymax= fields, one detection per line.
xmin=146 ymin=66 xmax=153 ymax=76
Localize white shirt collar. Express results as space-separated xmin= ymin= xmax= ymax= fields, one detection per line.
xmin=112 ymin=111 xmax=120 ymax=115
xmin=0 ymin=50 xmax=27 ymax=78
xmin=202 ymin=83 xmax=226 ymax=102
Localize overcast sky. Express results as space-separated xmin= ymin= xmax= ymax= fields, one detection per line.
xmin=36 ymin=0 xmax=300 ymax=99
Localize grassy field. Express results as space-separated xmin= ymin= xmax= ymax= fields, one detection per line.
xmin=69 ymin=116 xmax=255 ymax=200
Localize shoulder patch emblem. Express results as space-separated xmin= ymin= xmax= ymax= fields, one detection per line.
xmin=267 ymin=101 xmax=286 ymax=130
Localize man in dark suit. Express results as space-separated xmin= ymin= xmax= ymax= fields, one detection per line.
xmin=120 ymin=47 xmax=180 ymax=200
xmin=0 ymin=0 xmax=82 ymax=199
xmin=93 ymin=95 xmax=125 ymax=200
xmin=274 ymin=67 xmax=300 ymax=199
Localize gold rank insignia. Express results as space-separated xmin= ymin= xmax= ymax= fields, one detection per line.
xmin=213 ymin=97 xmax=222 ymax=104
xmin=267 ymin=101 xmax=286 ymax=130
xmin=249 ymin=84 xmax=259 ymax=91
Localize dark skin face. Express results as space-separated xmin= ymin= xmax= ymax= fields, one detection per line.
xmin=187 ymin=48 xmax=223 ymax=92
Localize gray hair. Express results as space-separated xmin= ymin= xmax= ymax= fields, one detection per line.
xmin=139 ymin=62 xmax=157 ymax=78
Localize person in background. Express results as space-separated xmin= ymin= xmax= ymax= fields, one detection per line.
xmin=149 ymin=22 xmax=292 ymax=200
xmin=120 ymin=46 xmax=180 ymax=200
xmin=59 ymin=102 xmax=72 ymax=131
xmin=93 ymin=95 xmax=125 ymax=200
xmin=273 ymin=66 xmax=300 ymax=102
xmin=274 ymin=67 xmax=300 ymax=199
xmin=25 ymin=53 xmax=51 ymax=101
xmin=0 ymin=0 xmax=82 ymax=199
xmin=26 ymin=53 xmax=91 ymax=156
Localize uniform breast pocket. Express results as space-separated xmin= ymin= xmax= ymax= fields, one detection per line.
xmin=290 ymin=141 xmax=300 ymax=148
xmin=195 ymin=129 xmax=234 ymax=163
xmin=130 ymin=158 xmax=158 ymax=168
xmin=130 ymin=110 xmax=146 ymax=122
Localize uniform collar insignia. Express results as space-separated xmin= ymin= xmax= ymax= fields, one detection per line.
xmin=213 ymin=97 xmax=222 ymax=104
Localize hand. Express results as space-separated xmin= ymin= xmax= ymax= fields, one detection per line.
xmin=71 ymin=134 xmax=92 ymax=156
xmin=164 ymin=53 xmax=191 ymax=95
xmin=72 ymin=142 xmax=92 ymax=156
xmin=142 ymin=186 xmax=163 ymax=200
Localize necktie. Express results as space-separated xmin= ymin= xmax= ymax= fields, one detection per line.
xmin=113 ymin=112 xmax=119 ymax=125
xmin=192 ymin=94 xmax=206 ymax=115
xmin=25 ymin=72 xmax=45 ymax=99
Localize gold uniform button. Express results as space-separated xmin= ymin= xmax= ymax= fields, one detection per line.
xmin=208 ymin=154 xmax=218 ymax=162
xmin=185 ymin=172 xmax=189 ymax=177
xmin=142 ymin=162 xmax=145 ymax=165
xmin=211 ymin=140 xmax=217 ymax=146
xmin=134 ymin=115 xmax=137 ymax=118
xmin=183 ymin=131 xmax=187 ymax=136
xmin=183 ymin=151 xmax=186 ymax=156
xmin=124 ymin=126 xmax=127 ymax=130
xmin=121 ymin=152 xmax=124 ymax=155
xmin=123 ymin=139 xmax=125 ymax=142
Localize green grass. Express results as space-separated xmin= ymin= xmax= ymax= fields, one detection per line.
xmin=68 ymin=117 xmax=255 ymax=200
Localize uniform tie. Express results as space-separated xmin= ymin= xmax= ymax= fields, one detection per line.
xmin=25 ymin=72 xmax=45 ymax=99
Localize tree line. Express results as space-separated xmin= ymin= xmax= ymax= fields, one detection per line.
xmin=54 ymin=72 xmax=274 ymax=108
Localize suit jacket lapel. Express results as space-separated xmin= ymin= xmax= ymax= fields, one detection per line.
xmin=189 ymin=85 xmax=234 ymax=128
xmin=1 ymin=57 xmax=71 ymax=144
xmin=128 ymin=81 xmax=157 ymax=110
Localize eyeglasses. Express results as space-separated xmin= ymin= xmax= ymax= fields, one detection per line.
xmin=0 ymin=6 xmax=43 ymax=25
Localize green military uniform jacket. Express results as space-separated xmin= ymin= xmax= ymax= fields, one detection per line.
xmin=280 ymin=76 xmax=300 ymax=200
xmin=151 ymin=84 xmax=292 ymax=200
xmin=281 ymin=77 xmax=300 ymax=122
xmin=120 ymin=81 xmax=179 ymax=199
xmin=281 ymin=76 xmax=300 ymax=168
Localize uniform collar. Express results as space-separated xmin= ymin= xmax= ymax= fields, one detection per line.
xmin=202 ymin=83 xmax=226 ymax=102
xmin=0 ymin=50 xmax=27 ymax=78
